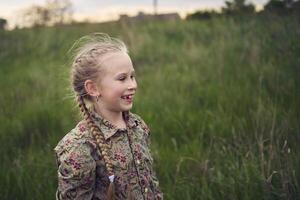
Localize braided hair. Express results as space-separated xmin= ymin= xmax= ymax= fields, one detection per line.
xmin=70 ymin=33 xmax=128 ymax=200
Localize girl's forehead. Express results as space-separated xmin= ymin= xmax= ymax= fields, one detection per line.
xmin=100 ymin=52 xmax=134 ymax=75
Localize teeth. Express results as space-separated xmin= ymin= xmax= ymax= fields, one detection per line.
xmin=122 ymin=95 xmax=132 ymax=99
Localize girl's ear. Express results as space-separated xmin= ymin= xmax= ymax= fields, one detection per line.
xmin=84 ymin=79 xmax=100 ymax=97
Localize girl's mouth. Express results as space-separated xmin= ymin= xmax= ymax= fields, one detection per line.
xmin=121 ymin=94 xmax=134 ymax=102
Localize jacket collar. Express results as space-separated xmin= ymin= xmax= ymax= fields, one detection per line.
xmin=89 ymin=107 xmax=138 ymax=140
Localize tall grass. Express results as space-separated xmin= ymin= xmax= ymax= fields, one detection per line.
xmin=0 ymin=15 xmax=299 ymax=199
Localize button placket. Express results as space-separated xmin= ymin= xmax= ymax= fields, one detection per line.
xmin=143 ymin=187 xmax=149 ymax=199
xmin=126 ymin=128 xmax=146 ymax=200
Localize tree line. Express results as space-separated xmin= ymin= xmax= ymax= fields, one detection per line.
xmin=0 ymin=0 xmax=299 ymax=30
xmin=186 ymin=0 xmax=300 ymax=20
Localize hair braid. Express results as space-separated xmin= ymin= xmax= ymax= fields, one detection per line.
xmin=77 ymin=95 xmax=115 ymax=200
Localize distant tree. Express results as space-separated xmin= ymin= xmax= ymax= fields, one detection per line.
xmin=186 ymin=10 xmax=219 ymax=20
xmin=291 ymin=0 xmax=300 ymax=13
xmin=0 ymin=18 xmax=7 ymax=30
xmin=263 ymin=0 xmax=300 ymax=15
xmin=45 ymin=0 xmax=73 ymax=25
xmin=222 ymin=0 xmax=255 ymax=15
xmin=283 ymin=0 xmax=295 ymax=8
xmin=22 ymin=5 xmax=51 ymax=27
xmin=18 ymin=0 xmax=72 ymax=28
xmin=264 ymin=0 xmax=287 ymax=14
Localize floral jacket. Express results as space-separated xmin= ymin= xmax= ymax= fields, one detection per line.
xmin=54 ymin=110 xmax=163 ymax=200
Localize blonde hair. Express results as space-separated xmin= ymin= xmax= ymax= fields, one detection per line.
xmin=70 ymin=33 xmax=128 ymax=200
xmin=71 ymin=33 xmax=128 ymax=100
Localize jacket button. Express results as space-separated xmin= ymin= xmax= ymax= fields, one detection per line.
xmin=137 ymin=159 xmax=141 ymax=165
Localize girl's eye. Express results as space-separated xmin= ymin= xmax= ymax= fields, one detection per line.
xmin=118 ymin=77 xmax=126 ymax=81
xmin=118 ymin=74 xmax=135 ymax=81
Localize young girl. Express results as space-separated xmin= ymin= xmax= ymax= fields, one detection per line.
xmin=54 ymin=33 xmax=163 ymax=200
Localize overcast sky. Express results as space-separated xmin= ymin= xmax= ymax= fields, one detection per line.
xmin=0 ymin=0 xmax=269 ymax=27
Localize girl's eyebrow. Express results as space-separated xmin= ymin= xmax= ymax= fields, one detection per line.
xmin=116 ymin=70 xmax=136 ymax=76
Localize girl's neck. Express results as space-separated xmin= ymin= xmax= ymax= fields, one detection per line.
xmin=93 ymin=105 xmax=126 ymax=129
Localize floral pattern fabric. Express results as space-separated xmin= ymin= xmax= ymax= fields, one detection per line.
xmin=54 ymin=110 xmax=163 ymax=200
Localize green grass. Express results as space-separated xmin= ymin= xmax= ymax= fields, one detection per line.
xmin=0 ymin=15 xmax=299 ymax=199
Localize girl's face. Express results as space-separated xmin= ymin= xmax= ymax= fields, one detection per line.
xmin=96 ymin=52 xmax=137 ymax=113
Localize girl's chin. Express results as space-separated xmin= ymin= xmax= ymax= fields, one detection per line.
xmin=121 ymin=103 xmax=133 ymax=111
xmin=119 ymin=99 xmax=134 ymax=110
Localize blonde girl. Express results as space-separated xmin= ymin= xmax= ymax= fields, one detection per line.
xmin=54 ymin=33 xmax=163 ymax=200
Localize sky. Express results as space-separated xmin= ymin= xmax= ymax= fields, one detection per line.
xmin=0 ymin=0 xmax=269 ymax=28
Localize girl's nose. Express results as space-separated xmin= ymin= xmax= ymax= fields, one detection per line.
xmin=128 ymin=79 xmax=137 ymax=90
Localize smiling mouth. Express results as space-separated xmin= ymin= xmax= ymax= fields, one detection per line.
xmin=121 ymin=94 xmax=134 ymax=101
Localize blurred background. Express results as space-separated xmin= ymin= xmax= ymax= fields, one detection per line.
xmin=0 ymin=0 xmax=299 ymax=199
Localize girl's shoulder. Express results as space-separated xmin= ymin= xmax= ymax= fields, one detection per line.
xmin=54 ymin=120 xmax=96 ymax=157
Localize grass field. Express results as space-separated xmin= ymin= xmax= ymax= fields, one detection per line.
xmin=0 ymin=14 xmax=299 ymax=199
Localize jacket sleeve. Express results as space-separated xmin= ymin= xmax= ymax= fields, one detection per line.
xmin=55 ymin=141 xmax=96 ymax=200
